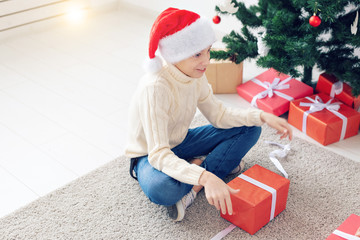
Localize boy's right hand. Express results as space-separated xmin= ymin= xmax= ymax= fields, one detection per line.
xmin=198 ymin=171 xmax=239 ymax=215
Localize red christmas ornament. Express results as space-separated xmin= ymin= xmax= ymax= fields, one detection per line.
xmin=309 ymin=14 xmax=321 ymax=27
xmin=213 ymin=15 xmax=221 ymax=24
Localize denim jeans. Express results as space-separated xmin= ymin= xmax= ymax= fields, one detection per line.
xmin=133 ymin=124 xmax=261 ymax=206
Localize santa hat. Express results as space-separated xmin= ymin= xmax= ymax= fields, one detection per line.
xmin=143 ymin=7 xmax=217 ymax=73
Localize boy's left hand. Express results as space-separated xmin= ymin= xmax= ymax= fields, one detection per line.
xmin=260 ymin=112 xmax=293 ymax=140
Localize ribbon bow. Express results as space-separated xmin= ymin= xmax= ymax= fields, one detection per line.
xmin=251 ymin=77 xmax=294 ymax=107
xmin=300 ymin=96 xmax=341 ymax=112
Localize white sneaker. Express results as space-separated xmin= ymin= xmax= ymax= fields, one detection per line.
xmin=167 ymin=189 xmax=197 ymax=222
xmin=229 ymin=161 xmax=245 ymax=175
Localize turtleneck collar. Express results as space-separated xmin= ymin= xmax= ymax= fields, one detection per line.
xmin=165 ymin=63 xmax=203 ymax=83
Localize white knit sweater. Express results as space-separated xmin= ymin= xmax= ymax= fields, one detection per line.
xmin=125 ymin=64 xmax=264 ymax=185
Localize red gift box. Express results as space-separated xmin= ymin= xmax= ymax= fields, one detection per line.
xmin=288 ymin=93 xmax=360 ymax=146
xmin=221 ymin=164 xmax=290 ymax=235
xmin=326 ymin=214 xmax=360 ymax=240
xmin=316 ymin=73 xmax=360 ymax=111
xmin=237 ymin=68 xmax=313 ymax=116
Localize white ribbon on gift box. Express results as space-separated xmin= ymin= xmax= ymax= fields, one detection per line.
xmin=300 ymin=96 xmax=348 ymax=141
xmin=333 ymin=230 xmax=360 ymax=240
xmin=239 ymin=174 xmax=277 ymax=220
xmin=330 ymin=81 xmax=344 ymax=98
xmin=250 ymin=77 xmax=294 ymax=108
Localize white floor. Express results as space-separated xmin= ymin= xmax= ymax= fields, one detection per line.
xmin=0 ymin=5 xmax=359 ymax=219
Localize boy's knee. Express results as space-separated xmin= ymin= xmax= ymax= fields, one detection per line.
xmin=146 ymin=179 xmax=191 ymax=206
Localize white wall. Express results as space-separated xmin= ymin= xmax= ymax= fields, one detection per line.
xmin=89 ymin=0 xmax=119 ymax=9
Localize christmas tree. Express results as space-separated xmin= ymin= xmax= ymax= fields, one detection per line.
xmin=211 ymin=0 xmax=360 ymax=96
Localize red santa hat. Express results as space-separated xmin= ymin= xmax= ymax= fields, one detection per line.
xmin=143 ymin=7 xmax=217 ymax=73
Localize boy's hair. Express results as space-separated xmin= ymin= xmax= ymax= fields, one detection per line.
xmin=143 ymin=7 xmax=216 ymax=73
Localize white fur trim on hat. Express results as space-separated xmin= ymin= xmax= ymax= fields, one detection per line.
xmin=143 ymin=55 xmax=163 ymax=73
xmin=158 ymin=17 xmax=217 ymax=64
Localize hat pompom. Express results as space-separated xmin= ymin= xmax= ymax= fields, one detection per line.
xmin=143 ymin=56 xmax=163 ymax=73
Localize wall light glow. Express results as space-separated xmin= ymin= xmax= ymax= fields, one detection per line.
xmin=65 ymin=5 xmax=86 ymax=24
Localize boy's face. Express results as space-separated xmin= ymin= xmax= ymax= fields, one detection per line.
xmin=174 ymin=46 xmax=211 ymax=78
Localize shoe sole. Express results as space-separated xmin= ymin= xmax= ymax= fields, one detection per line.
xmin=167 ymin=201 xmax=185 ymax=222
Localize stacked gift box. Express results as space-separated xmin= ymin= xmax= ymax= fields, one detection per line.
xmin=288 ymin=74 xmax=360 ymax=146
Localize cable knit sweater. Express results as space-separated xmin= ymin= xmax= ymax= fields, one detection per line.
xmin=125 ymin=64 xmax=264 ymax=185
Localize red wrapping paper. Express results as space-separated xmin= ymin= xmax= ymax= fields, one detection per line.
xmin=221 ymin=164 xmax=290 ymax=235
xmin=288 ymin=93 xmax=360 ymax=146
xmin=326 ymin=214 xmax=360 ymax=240
xmin=237 ymin=68 xmax=313 ymax=116
xmin=316 ymin=73 xmax=360 ymax=111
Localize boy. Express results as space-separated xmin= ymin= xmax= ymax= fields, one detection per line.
xmin=125 ymin=7 xmax=292 ymax=222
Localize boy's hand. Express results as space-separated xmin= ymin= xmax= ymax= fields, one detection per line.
xmin=260 ymin=112 xmax=293 ymax=140
xmin=198 ymin=171 xmax=239 ymax=215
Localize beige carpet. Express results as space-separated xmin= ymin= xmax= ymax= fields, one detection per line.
xmin=0 ymin=114 xmax=359 ymax=240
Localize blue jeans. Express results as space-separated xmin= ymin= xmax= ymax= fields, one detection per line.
xmin=133 ymin=124 xmax=261 ymax=206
